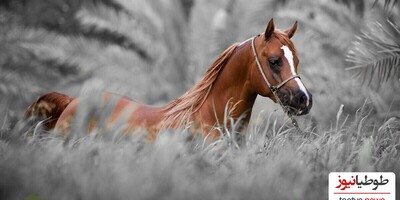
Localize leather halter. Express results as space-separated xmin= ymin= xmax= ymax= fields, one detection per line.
xmin=251 ymin=35 xmax=300 ymax=127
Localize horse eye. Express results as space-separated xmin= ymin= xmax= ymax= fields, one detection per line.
xmin=268 ymin=58 xmax=281 ymax=71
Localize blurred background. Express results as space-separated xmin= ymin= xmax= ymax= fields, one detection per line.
xmin=0 ymin=0 xmax=399 ymax=129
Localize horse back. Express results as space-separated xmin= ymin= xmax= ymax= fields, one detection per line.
xmin=54 ymin=92 xmax=164 ymax=137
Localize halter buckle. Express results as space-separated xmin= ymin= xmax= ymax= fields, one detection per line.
xmin=270 ymin=86 xmax=278 ymax=93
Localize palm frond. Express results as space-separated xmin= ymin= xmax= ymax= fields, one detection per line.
xmin=347 ymin=19 xmax=400 ymax=86
xmin=76 ymin=3 xmax=157 ymax=61
xmin=374 ymin=0 xmax=400 ymax=9
xmin=4 ymin=0 xmax=134 ymax=52
xmin=89 ymin=0 xmax=127 ymax=13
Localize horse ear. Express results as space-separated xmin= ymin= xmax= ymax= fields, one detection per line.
xmin=285 ymin=21 xmax=298 ymax=38
xmin=264 ymin=18 xmax=275 ymax=40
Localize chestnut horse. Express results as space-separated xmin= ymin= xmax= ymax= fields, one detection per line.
xmin=25 ymin=19 xmax=312 ymax=140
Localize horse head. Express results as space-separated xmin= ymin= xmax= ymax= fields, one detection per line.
xmin=251 ymin=19 xmax=312 ymax=116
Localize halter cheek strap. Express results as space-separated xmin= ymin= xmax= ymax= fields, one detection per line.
xmin=251 ymin=35 xmax=299 ymax=127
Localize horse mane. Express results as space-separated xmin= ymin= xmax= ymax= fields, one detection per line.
xmin=161 ymin=43 xmax=240 ymax=128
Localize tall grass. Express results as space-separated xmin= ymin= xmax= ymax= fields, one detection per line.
xmin=0 ymin=98 xmax=399 ymax=200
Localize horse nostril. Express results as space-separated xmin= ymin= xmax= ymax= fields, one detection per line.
xmin=299 ymin=93 xmax=308 ymax=105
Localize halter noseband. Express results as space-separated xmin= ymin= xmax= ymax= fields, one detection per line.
xmin=251 ymin=35 xmax=300 ymax=127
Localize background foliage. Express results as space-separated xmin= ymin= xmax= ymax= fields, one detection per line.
xmin=0 ymin=0 xmax=399 ymax=199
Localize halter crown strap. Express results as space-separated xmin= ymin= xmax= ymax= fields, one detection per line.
xmin=251 ymin=35 xmax=300 ymax=127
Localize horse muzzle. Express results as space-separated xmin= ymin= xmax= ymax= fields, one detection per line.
xmin=277 ymin=89 xmax=313 ymax=116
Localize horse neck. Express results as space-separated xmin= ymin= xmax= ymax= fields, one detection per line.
xmin=196 ymin=43 xmax=257 ymax=128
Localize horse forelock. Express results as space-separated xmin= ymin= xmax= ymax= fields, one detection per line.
xmin=273 ymin=31 xmax=297 ymax=58
xmin=161 ymin=43 xmax=240 ymax=128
